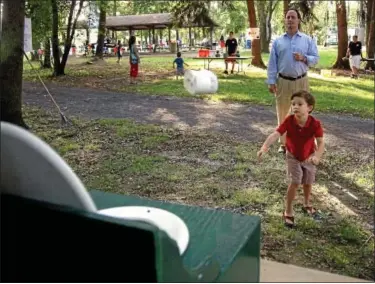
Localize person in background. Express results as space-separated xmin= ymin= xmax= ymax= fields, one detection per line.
xmin=346 ymin=35 xmax=363 ymax=79
xmin=116 ymin=40 xmax=122 ymax=64
xmin=173 ymin=51 xmax=189 ymax=78
xmin=224 ymin=31 xmax=238 ymax=74
xmin=219 ymin=35 xmax=225 ymax=51
xmin=129 ymin=35 xmax=140 ymax=84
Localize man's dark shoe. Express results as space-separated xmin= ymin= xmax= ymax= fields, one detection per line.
xmin=231 ymin=70 xmax=234 ymax=74
xmin=223 ymin=70 xmax=228 ymax=74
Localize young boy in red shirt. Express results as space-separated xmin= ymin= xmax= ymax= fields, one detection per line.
xmin=257 ymin=90 xmax=325 ymax=228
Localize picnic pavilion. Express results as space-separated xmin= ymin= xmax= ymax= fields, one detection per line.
xmin=105 ymin=13 xmax=219 ymax=52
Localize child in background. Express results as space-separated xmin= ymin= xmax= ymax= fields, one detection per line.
xmin=257 ymin=91 xmax=325 ymax=228
xmin=173 ymin=52 xmax=189 ymax=78
xmin=116 ymin=40 xmax=122 ymax=63
xmin=129 ymin=35 xmax=140 ymax=84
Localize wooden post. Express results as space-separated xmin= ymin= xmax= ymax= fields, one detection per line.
xmin=152 ymin=27 xmax=156 ymax=53
xmin=210 ymin=26 xmax=213 ymax=50
xmin=189 ymin=27 xmax=192 ymax=51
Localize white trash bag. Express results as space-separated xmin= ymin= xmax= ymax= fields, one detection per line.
xmin=184 ymin=69 xmax=219 ymax=95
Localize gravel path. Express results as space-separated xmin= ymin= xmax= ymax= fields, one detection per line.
xmin=23 ymin=81 xmax=374 ymax=152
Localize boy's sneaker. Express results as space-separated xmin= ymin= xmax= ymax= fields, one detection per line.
xmin=278 ymin=145 xmax=286 ymax=154
xmin=223 ymin=70 xmax=228 ymax=74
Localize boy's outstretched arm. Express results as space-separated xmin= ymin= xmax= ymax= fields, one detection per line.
xmin=257 ymin=131 xmax=280 ymax=161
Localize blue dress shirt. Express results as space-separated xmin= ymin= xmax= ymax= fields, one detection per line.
xmin=267 ymin=31 xmax=319 ymax=85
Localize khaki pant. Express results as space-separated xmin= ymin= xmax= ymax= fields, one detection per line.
xmin=276 ymin=76 xmax=309 ymax=145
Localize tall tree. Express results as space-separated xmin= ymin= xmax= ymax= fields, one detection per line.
xmin=283 ymin=0 xmax=290 ymax=15
xmin=112 ymin=0 xmax=116 ymax=39
xmin=292 ymin=0 xmax=318 ymax=34
xmin=257 ymin=0 xmax=278 ymax=53
xmin=26 ymin=0 xmax=53 ymax=68
xmin=95 ymin=0 xmax=107 ymax=59
xmin=171 ymin=1 xmax=234 ymax=30
xmin=0 ymin=0 xmax=28 ymax=128
xmin=257 ymin=1 xmax=268 ymax=53
xmin=51 ymin=0 xmax=84 ymax=76
xmin=366 ymin=0 xmax=373 ymax=53
xmin=366 ymin=0 xmax=375 ymax=69
xmin=332 ymin=0 xmax=350 ymax=69
xmin=246 ymin=0 xmax=266 ymax=68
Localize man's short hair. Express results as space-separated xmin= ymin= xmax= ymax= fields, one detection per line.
xmin=353 ymin=35 xmax=358 ymax=39
xmin=229 ymin=31 xmax=234 ymax=34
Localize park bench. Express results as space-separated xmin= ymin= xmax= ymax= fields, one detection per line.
xmin=1 ymin=121 xmax=261 ymax=282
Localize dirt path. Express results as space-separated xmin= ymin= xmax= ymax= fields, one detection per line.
xmin=22 ymin=81 xmax=374 ymax=153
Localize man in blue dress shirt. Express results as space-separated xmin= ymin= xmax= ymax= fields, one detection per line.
xmin=267 ymin=9 xmax=319 ymax=154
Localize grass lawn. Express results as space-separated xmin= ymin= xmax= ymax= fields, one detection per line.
xmin=24 ymin=106 xmax=374 ymax=280
xmin=23 ymin=46 xmax=374 ymax=119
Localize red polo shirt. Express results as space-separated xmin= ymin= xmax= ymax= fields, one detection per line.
xmin=276 ymin=115 xmax=323 ymax=161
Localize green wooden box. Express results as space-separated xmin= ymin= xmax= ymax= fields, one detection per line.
xmin=1 ymin=190 xmax=260 ymax=282
xmin=90 ymin=190 xmax=261 ymax=282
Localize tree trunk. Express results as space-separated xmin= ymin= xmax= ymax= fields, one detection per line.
xmin=0 ymin=0 xmax=28 ymax=128
xmin=95 ymin=0 xmax=106 ymax=59
xmin=152 ymin=28 xmax=156 ymax=52
xmin=51 ymin=0 xmax=63 ymax=75
xmin=86 ymin=28 xmax=90 ymax=43
xmin=112 ymin=0 xmax=116 ymax=39
xmin=176 ymin=29 xmax=180 ymax=52
xmin=332 ymin=0 xmax=350 ymax=69
xmin=189 ymin=27 xmax=192 ymax=51
xmin=247 ymin=0 xmax=266 ymax=68
xmin=51 ymin=0 xmax=83 ymax=75
xmin=159 ymin=29 xmax=163 ymax=44
xmin=283 ymin=0 xmax=290 ymax=15
xmin=366 ymin=0 xmax=373 ymax=52
xmin=43 ymin=38 xmax=52 ymax=68
xmin=366 ymin=0 xmax=375 ymax=69
xmin=257 ymin=0 xmax=268 ymax=53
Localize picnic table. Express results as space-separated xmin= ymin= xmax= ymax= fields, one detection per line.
xmin=192 ymin=56 xmax=252 ymax=74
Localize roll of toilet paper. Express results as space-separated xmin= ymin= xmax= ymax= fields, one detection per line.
xmin=183 ymin=69 xmax=218 ymax=95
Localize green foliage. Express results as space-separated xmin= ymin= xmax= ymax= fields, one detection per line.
xmin=210 ymin=1 xmax=248 ymax=35
xmin=171 ymin=0 xmax=234 ymax=29
xmin=132 ymin=0 xmax=173 ymax=14
xmin=26 ymin=0 xmax=53 ymax=48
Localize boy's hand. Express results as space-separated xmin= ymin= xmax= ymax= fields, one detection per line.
xmin=308 ymin=155 xmax=320 ymax=165
xmin=257 ymin=146 xmax=268 ymax=162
